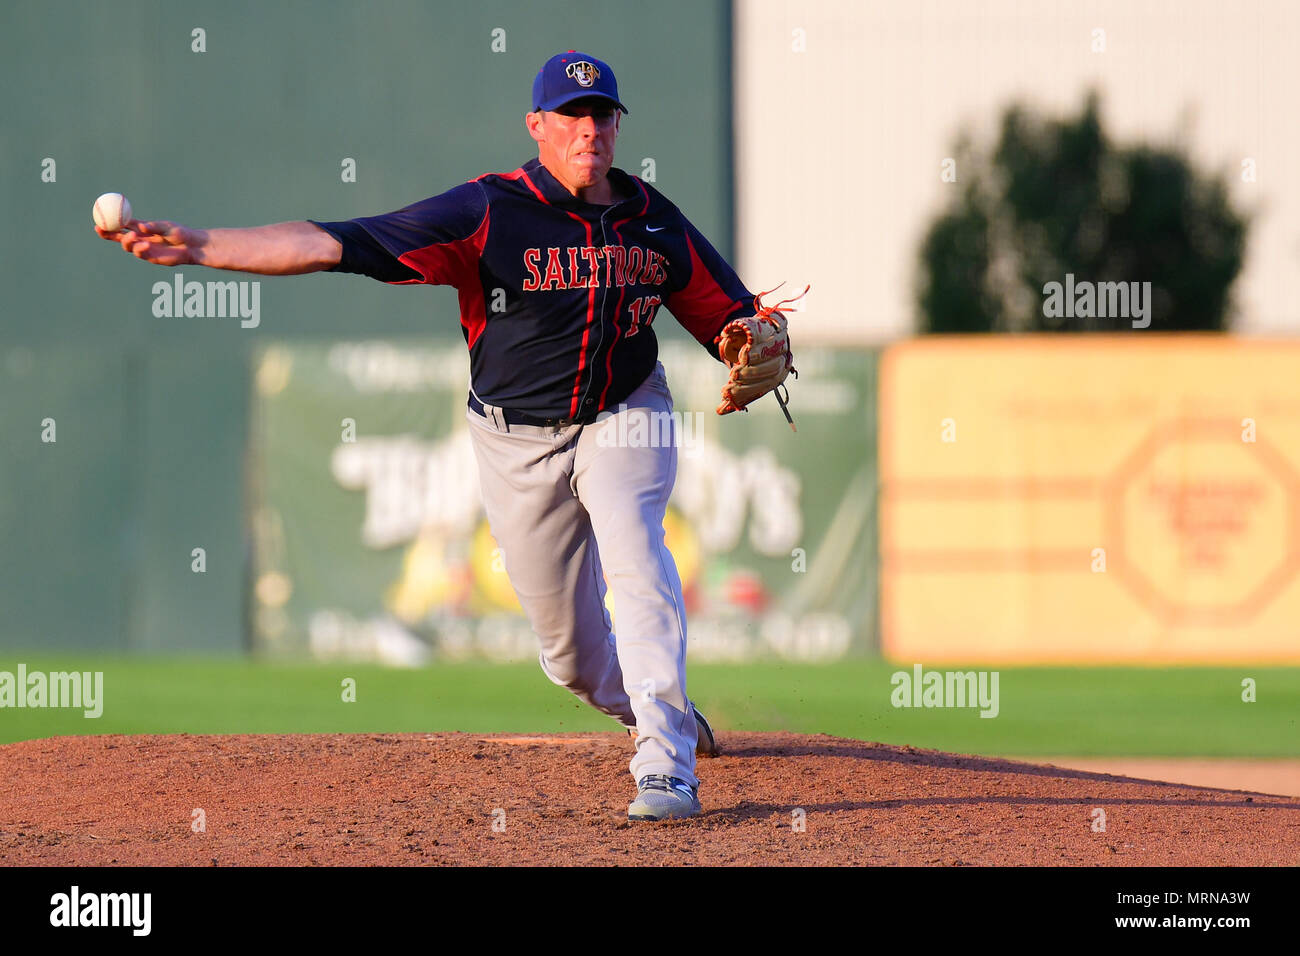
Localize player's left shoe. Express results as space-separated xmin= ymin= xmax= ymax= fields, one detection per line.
xmin=626 ymin=704 xmax=721 ymax=757
xmin=691 ymin=707 xmax=720 ymax=757
xmin=627 ymin=775 xmax=701 ymax=821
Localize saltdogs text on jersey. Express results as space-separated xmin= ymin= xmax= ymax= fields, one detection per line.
xmin=310 ymin=157 xmax=755 ymax=420
xmin=520 ymin=244 xmax=669 ymax=291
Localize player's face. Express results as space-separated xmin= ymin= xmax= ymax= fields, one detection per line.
xmin=529 ymin=98 xmax=621 ymax=195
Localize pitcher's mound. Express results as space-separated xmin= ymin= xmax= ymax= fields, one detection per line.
xmin=1 ymin=732 xmax=1294 ymax=866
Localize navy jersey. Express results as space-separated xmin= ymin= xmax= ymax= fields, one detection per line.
xmin=310 ymin=157 xmax=755 ymax=419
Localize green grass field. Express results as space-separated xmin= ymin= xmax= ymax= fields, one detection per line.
xmin=0 ymin=658 xmax=1295 ymax=756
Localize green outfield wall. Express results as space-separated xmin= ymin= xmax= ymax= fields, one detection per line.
xmin=247 ymin=341 xmax=880 ymax=663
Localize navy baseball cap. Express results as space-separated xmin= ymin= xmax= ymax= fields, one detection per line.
xmin=532 ymin=51 xmax=628 ymax=114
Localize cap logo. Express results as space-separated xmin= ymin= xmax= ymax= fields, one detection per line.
xmin=565 ymin=61 xmax=600 ymax=88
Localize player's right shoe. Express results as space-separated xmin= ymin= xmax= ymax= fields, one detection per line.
xmin=626 ymin=705 xmax=721 ymax=757
xmin=627 ymin=775 xmax=701 ymax=821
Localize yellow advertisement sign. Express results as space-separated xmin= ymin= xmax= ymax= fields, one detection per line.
xmin=880 ymin=337 xmax=1300 ymax=663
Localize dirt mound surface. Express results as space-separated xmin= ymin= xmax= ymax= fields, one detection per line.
xmin=1 ymin=732 xmax=1295 ymax=866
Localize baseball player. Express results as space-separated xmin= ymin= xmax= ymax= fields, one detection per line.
xmin=94 ymin=51 xmax=796 ymax=822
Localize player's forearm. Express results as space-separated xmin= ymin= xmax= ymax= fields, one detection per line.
xmin=191 ymin=221 xmax=342 ymax=275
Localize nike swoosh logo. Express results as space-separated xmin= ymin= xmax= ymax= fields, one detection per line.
xmin=646 ymin=225 xmax=665 ymax=232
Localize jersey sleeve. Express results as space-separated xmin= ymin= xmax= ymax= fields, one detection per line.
xmin=663 ymin=217 xmax=756 ymax=361
xmin=309 ymin=180 xmax=489 ymax=286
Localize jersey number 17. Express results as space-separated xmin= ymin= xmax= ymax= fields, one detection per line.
xmin=625 ymin=295 xmax=661 ymax=337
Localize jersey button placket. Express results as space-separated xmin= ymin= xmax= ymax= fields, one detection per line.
xmin=583 ymin=210 xmax=618 ymax=418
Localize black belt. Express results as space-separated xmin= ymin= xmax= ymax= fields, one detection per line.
xmin=468 ymin=392 xmax=599 ymax=427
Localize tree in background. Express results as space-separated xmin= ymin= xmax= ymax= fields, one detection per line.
xmin=917 ymin=93 xmax=1248 ymax=333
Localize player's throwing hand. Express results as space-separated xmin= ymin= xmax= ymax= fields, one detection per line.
xmin=95 ymin=219 xmax=202 ymax=266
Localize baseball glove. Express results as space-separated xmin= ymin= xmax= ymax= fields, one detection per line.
xmin=714 ymin=284 xmax=807 ymax=417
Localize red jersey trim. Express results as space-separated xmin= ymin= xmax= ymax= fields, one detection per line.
xmin=666 ymin=232 xmax=743 ymax=350
xmin=396 ymin=206 xmax=492 ymax=349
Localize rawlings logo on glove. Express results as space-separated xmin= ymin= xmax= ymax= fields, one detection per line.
xmin=714 ymin=284 xmax=808 ymax=427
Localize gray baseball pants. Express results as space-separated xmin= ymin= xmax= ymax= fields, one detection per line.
xmin=464 ymin=361 xmax=700 ymax=788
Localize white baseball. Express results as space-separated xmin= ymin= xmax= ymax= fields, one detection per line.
xmin=93 ymin=192 xmax=132 ymax=232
